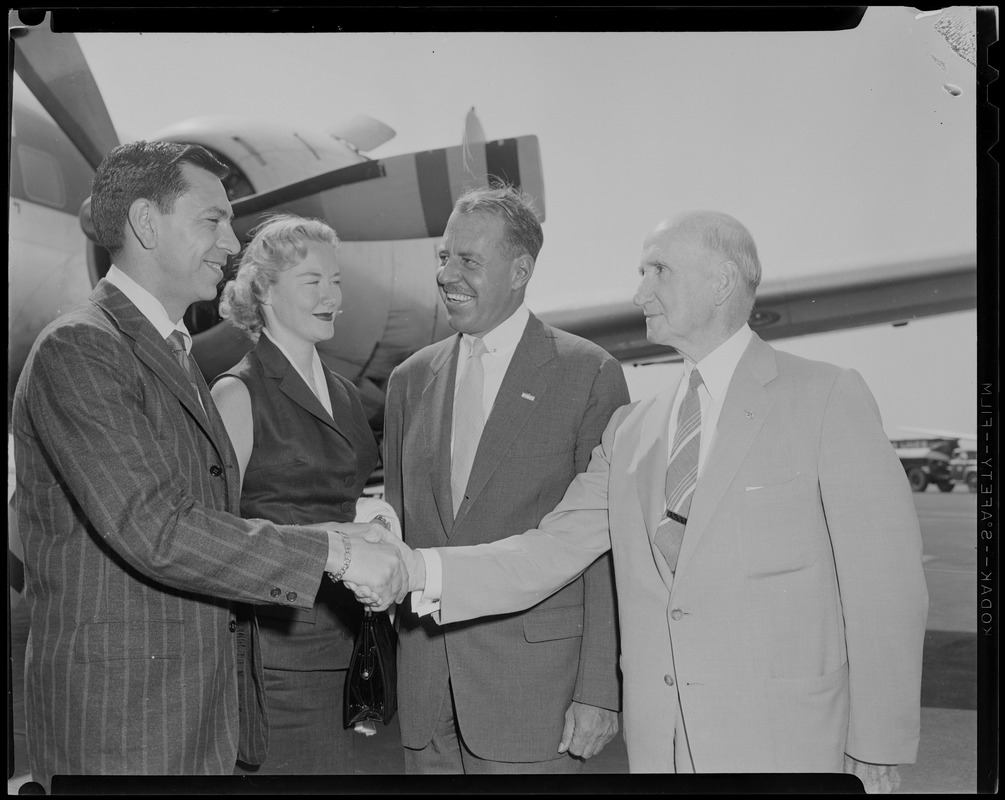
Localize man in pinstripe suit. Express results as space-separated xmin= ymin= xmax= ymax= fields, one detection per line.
xmin=11 ymin=141 xmax=406 ymax=790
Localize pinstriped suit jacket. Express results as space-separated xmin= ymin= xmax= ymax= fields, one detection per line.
xmin=12 ymin=280 xmax=330 ymax=789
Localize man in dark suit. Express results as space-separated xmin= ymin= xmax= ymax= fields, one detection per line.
xmin=11 ymin=141 xmax=406 ymax=790
xmin=382 ymin=185 xmax=629 ymax=773
xmin=370 ymin=210 xmax=928 ymax=791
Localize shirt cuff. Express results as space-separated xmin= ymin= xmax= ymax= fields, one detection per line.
xmin=411 ymin=548 xmax=442 ymax=620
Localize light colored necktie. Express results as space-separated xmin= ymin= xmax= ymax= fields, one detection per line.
xmin=451 ymin=337 xmax=488 ymax=517
xmin=654 ymin=368 xmax=704 ymax=573
xmin=167 ymin=330 xmax=205 ymax=409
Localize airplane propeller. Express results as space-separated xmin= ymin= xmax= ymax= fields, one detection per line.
xmin=230 ymin=135 xmax=545 ymax=242
xmin=11 ymin=13 xmax=545 ymax=250
xmin=10 ymin=12 xmax=120 ymax=170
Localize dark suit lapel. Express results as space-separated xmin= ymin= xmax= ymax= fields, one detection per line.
xmin=92 ymin=281 xmax=222 ymax=448
xmin=676 ymin=335 xmax=776 ymax=576
xmin=451 ymin=315 xmax=553 ymax=531
xmin=256 ymin=335 xmax=355 ymax=447
xmin=422 ymin=337 xmax=460 ymax=537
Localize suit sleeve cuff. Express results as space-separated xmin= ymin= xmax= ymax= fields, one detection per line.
xmin=410 ymin=548 xmax=442 ymax=621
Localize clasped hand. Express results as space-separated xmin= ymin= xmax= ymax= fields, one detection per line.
xmin=335 ymin=522 xmax=418 ymax=611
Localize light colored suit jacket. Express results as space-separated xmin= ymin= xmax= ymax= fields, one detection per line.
xmin=435 ymin=334 xmax=929 ymax=772
xmin=383 ymin=313 xmax=629 ymax=761
xmin=12 ymin=280 xmax=330 ymax=788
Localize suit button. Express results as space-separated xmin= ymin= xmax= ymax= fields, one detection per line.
xmin=670 ymin=608 xmax=684 ymax=621
xmin=209 ymin=464 xmax=223 ymax=477
xmin=341 ymin=501 xmax=354 ymax=513
xmin=270 ymin=587 xmax=281 ymax=598
xmin=664 ymin=674 xmax=674 ymax=686
xmin=286 ymin=592 xmax=298 ymax=602
xmin=228 ymin=620 xmax=237 ymax=633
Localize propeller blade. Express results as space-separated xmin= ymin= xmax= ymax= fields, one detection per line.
xmin=11 ymin=12 xmax=119 ymax=171
xmin=231 ymin=135 xmax=545 ymax=242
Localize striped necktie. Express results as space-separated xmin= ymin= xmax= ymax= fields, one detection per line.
xmin=166 ymin=330 xmax=205 ymax=410
xmin=451 ymin=337 xmax=489 ymax=517
xmin=654 ymin=368 xmax=704 ymax=573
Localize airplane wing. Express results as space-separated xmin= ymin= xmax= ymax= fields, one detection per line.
xmin=540 ymin=251 xmax=977 ymax=364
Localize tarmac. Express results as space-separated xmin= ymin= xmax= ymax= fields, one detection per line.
xmin=6 ymin=490 xmax=985 ymax=793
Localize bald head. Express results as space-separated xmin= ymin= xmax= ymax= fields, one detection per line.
xmin=654 ymin=211 xmax=761 ymax=299
xmin=634 ymin=210 xmax=762 ymax=362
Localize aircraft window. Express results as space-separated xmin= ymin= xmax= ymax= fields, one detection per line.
xmin=18 ymin=145 xmax=67 ymax=210
xmin=202 ymin=147 xmax=255 ymax=200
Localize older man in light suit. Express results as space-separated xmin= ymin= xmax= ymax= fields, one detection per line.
xmin=12 ymin=141 xmax=405 ymax=790
xmin=382 ymin=185 xmax=628 ymax=773
xmin=365 ymin=210 xmax=928 ymax=792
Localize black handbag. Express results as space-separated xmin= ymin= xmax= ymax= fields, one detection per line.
xmin=343 ymin=608 xmax=398 ymax=728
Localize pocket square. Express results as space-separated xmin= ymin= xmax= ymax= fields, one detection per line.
xmin=521 ymin=392 xmax=535 ymax=401
xmin=745 ymin=486 xmax=763 ymax=492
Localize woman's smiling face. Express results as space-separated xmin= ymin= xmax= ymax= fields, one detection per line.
xmin=263 ymin=240 xmax=342 ymax=345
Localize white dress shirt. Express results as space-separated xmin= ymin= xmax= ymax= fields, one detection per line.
xmin=105 ymin=265 xmax=193 ymax=348
xmin=450 ymin=304 xmax=530 ymax=448
xmin=416 ymin=322 xmax=754 ymax=615
xmin=671 ymin=323 xmax=753 ymax=478
xmin=412 ymin=304 xmax=530 ymax=617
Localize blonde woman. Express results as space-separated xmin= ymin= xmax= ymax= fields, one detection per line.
xmin=212 ymin=215 xmax=392 ymax=774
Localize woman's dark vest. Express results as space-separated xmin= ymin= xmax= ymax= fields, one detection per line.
xmin=217 ymin=335 xmax=379 ymax=671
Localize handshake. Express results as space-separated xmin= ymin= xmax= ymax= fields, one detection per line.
xmin=330 ymin=522 xmax=425 ymax=611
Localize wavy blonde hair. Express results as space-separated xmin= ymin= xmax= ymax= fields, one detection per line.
xmin=219 ymin=214 xmax=340 ymax=340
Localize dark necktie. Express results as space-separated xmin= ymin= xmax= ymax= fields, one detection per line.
xmin=654 ymin=368 xmax=704 ymax=573
xmin=166 ymin=330 xmax=205 ymax=410
xmin=451 ymin=337 xmax=488 ymax=517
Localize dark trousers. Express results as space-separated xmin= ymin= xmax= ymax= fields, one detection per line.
xmin=235 ymin=667 xmax=356 ymax=775
xmin=403 ymin=677 xmax=584 ymax=775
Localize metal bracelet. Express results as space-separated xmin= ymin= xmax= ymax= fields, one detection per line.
xmin=329 ymin=530 xmax=351 ymax=582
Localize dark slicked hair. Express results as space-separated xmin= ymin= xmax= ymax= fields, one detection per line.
xmin=454 ymin=183 xmax=544 ymax=262
xmin=90 ymin=140 xmax=229 ymax=256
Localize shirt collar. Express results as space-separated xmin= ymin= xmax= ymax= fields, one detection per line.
xmin=462 ymin=303 xmax=530 ymax=357
xmin=105 ymin=265 xmax=191 ymax=349
xmin=688 ymin=323 xmax=753 ymax=404
xmin=262 ymin=328 xmax=325 ymax=387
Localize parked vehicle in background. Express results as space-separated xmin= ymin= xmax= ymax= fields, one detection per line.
xmin=890 ymin=438 xmax=957 ymax=492
xmin=948 ymin=447 xmax=978 ymax=492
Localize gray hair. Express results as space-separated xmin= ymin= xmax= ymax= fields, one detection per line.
xmin=697 ymin=212 xmax=762 ymax=295
xmin=454 ymin=184 xmax=544 ymax=261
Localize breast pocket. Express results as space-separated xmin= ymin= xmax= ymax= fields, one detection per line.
xmin=523 ymin=605 xmax=584 ymax=643
xmin=735 ymin=473 xmax=824 ymax=578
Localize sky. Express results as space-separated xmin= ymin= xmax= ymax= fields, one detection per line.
xmin=53 ymin=7 xmax=981 ymax=439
